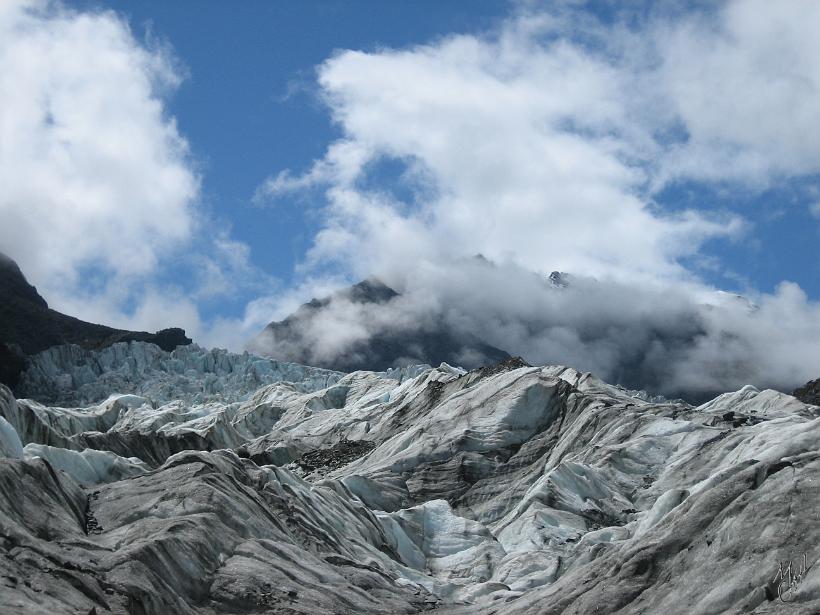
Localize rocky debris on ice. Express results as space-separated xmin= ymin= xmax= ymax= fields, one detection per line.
xmin=0 ymin=345 xmax=819 ymax=614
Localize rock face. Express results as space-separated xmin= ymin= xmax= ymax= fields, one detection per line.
xmin=250 ymin=279 xmax=511 ymax=372
xmin=0 ymin=252 xmax=192 ymax=389
xmin=793 ymin=377 xmax=820 ymax=406
xmin=1 ymin=343 xmax=819 ymax=614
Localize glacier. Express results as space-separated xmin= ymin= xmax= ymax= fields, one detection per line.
xmin=0 ymin=341 xmax=818 ymax=614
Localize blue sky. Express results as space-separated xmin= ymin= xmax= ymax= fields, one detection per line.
xmin=2 ymin=0 xmax=820 ymax=383
xmin=82 ymin=0 xmax=819 ymax=307
xmin=661 ymin=178 xmax=820 ymax=297
xmin=71 ymin=0 xmax=513 ymax=319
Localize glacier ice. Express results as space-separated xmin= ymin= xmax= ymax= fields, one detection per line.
xmin=22 ymin=442 xmax=149 ymax=485
xmin=0 ymin=416 xmax=23 ymax=459
xmin=0 ymin=341 xmax=819 ymax=614
xmin=17 ymin=341 xmax=343 ymax=406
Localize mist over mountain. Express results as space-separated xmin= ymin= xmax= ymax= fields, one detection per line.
xmin=248 ymin=256 xmax=819 ymax=403
xmin=250 ymin=278 xmax=510 ymax=373
xmin=4 ymin=247 xmax=816 ymax=406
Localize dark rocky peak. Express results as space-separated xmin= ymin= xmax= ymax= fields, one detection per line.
xmin=345 ymin=278 xmax=399 ymax=304
xmin=792 ymin=377 xmax=820 ymax=406
xmin=0 ymin=252 xmax=48 ymax=309
xmin=253 ymin=278 xmax=511 ymax=373
xmin=548 ymin=270 xmax=571 ymax=288
xmin=282 ymin=279 xmax=397 ymax=324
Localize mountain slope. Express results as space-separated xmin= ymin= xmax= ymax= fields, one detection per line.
xmin=251 ymin=279 xmax=511 ymax=372
xmin=0 ymin=253 xmax=192 ymax=389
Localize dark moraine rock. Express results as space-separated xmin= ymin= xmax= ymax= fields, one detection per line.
xmin=792 ymin=377 xmax=820 ymax=406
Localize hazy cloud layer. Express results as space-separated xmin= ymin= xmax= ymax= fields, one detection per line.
xmin=255 ymin=1 xmax=820 ymax=395
xmin=248 ymin=256 xmax=820 ymax=399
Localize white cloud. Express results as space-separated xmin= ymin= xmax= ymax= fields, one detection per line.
xmin=0 ymin=0 xmax=271 ymax=344
xmin=193 ymin=232 xmax=276 ymax=300
xmin=261 ymin=4 xmax=760 ymax=290
xmin=0 ymin=0 xmax=198 ymax=291
xmin=251 ymin=1 xmax=820 ymax=394
xmin=655 ymin=0 xmax=820 ymax=185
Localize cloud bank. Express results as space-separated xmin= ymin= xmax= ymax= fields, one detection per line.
xmin=255 ymin=0 xmax=820 ymax=396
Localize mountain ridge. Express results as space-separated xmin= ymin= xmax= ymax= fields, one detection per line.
xmin=0 ymin=253 xmax=192 ymax=390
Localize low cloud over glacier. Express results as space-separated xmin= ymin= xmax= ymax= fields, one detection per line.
xmin=251 ymin=0 xmax=820 ymax=396
xmin=250 ymin=257 xmax=820 ymax=399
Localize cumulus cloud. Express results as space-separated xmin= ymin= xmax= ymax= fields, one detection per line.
xmin=654 ymin=0 xmax=820 ymax=185
xmin=0 ymin=0 xmax=267 ymax=342
xmin=0 ymin=0 xmax=197 ymax=286
xmin=253 ymin=0 xmax=820 ymax=395
xmin=258 ymin=1 xmax=768 ymax=287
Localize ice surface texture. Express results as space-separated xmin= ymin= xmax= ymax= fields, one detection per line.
xmin=1 ymin=342 xmax=819 ymax=614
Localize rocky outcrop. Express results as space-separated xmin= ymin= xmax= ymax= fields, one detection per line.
xmin=792 ymin=377 xmax=820 ymax=406
xmin=0 ymin=346 xmax=819 ymax=613
xmin=0 ymin=341 xmax=25 ymax=390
